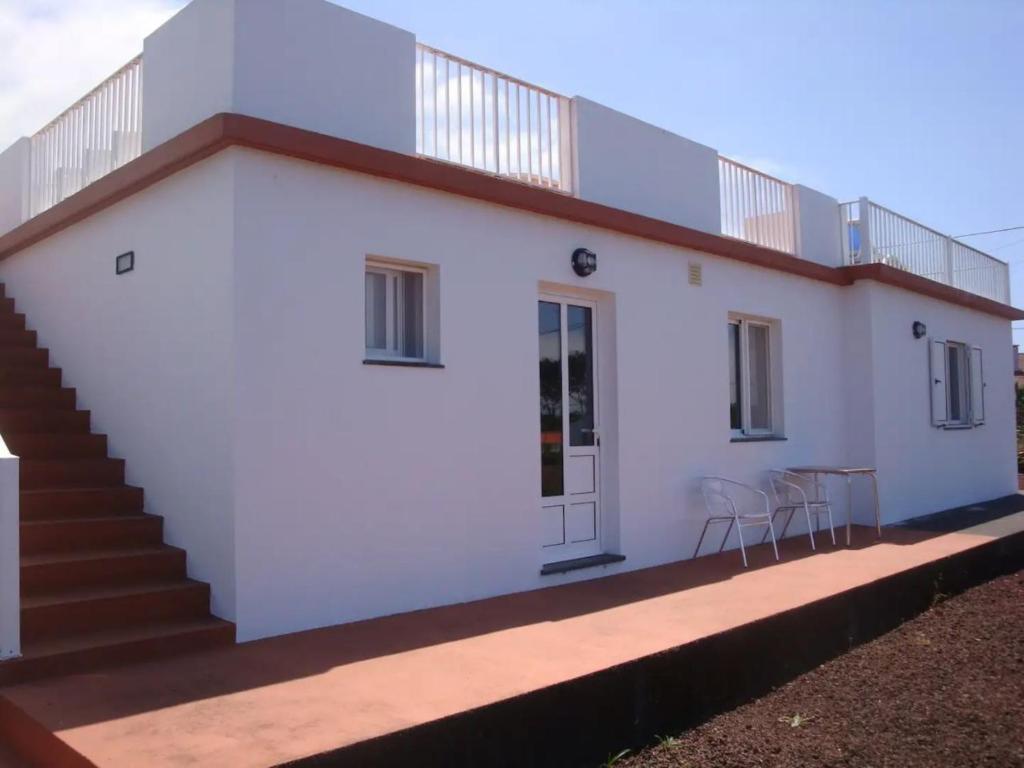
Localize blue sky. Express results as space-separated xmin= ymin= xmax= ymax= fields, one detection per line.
xmin=3 ymin=0 xmax=1023 ymax=336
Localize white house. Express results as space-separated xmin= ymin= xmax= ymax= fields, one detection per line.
xmin=0 ymin=0 xmax=1018 ymax=667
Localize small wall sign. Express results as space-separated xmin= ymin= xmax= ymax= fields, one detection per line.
xmin=116 ymin=251 xmax=135 ymax=275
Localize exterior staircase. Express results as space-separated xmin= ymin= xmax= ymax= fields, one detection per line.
xmin=0 ymin=284 xmax=233 ymax=685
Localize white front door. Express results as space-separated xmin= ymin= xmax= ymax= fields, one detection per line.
xmin=538 ymin=296 xmax=601 ymax=562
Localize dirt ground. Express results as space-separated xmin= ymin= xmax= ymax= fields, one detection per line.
xmin=615 ymin=569 xmax=1024 ymax=768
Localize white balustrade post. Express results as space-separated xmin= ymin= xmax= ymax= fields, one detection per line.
xmin=0 ymin=438 xmax=19 ymax=660
xmin=857 ymin=196 xmax=872 ymax=265
xmin=562 ymin=98 xmax=577 ymax=196
xmin=944 ymin=236 xmax=955 ymax=287
xmin=0 ymin=138 xmax=31 ymax=237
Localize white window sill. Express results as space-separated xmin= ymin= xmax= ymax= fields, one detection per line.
xmin=730 ymin=435 xmax=788 ymax=443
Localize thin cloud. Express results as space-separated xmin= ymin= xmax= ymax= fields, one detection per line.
xmin=0 ymin=0 xmax=184 ymax=149
xmin=728 ymin=155 xmax=797 ymax=184
xmin=727 ymin=153 xmax=834 ymax=196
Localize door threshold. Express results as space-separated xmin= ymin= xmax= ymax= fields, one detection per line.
xmin=541 ymin=553 xmax=626 ymax=576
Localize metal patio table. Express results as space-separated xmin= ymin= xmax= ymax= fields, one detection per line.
xmin=786 ymin=466 xmax=881 ymax=546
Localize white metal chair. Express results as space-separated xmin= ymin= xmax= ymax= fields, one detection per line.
xmin=695 ymin=477 xmax=779 ymax=568
xmin=765 ymin=469 xmax=837 ymax=550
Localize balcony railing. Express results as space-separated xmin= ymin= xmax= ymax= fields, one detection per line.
xmin=11 ymin=44 xmax=1013 ymax=310
xmin=29 ymin=55 xmax=143 ymax=217
xmin=718 ymin=157 xmax=797 ymax=255
xmin=415 ymin=44 xmax=573 ymax=193
xmin=840 ymin=198 xmax=1010 ymax=304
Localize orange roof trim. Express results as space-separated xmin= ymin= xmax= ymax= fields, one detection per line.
xmin=1 ymin=113 xmax=1021 ymax=321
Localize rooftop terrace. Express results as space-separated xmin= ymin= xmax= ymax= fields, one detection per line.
xmin=0 ymin=2 xmax=1011 ymax=305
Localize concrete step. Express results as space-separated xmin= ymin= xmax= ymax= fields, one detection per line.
xmin=0 ymin=387 xmax=75 ymax=410
xmin=21 ymin=580 xmax=211 ymax=642
xmin=0 ymin=312 xmax=26 ymax=330
xmin=0 ymin=368 xmax=60 ymax=387
xmin=20 ymin=457 xmax=124 ymax=489
xmin=5 ymin=433 xmax=107 ymax=459
xmin=21 ymin=513 xmax=162 ymax=555
xmin=20 ymin=546 xmax=187 ymax=596
xmin=0 ymin=330 xmax=37 ymax=348
xmin=0 ymin=617 xmax=235 ymax=686
xmin=20 ymin=486 xmax=144 ymax=520
xmin=0 ymin=348 xmax=48 ymax=369
xmin=0 ymin=408 xmax=87 ymax=434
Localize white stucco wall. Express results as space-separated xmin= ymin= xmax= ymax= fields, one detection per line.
xmin=795 ymin=184 xmax=843 ymax=267
xmin=142 ymin=0 xmax=415 ymax=154
xmin=849 ymin=281 xmax=1016 ymax=521
xmin=227 ymin=149 xmax=854 ymax=640
xmin=231 ymin=0 xmax=415 ymax=154
xmin=0 ymin=145 xmax=1014 ymax=642
xmin=0 ymin=138 xmax=30 ymax=238
xmin=141 ymin=0 xmax=235 ymax=152
xmin=0 ymin=153 xmax=238 ymax=620
xmin=573 ymin=98 xmax=722 ymax=234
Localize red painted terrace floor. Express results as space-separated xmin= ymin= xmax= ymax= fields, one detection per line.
xmin=2 ymin=511 xmax=1023 ymax=767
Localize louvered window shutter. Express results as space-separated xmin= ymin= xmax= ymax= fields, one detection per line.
xmin=930 ymin=340 xmax=948 ymax=427
xmin=970 ymin=346 xmax=985 ymax=426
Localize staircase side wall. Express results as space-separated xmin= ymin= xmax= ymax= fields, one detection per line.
xmin=0 ymin=440 xmax=17 ymax=659
xmin=0 ymin=152 xmax=238 ymax=621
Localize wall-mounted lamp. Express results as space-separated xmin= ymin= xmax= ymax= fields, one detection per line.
xmin=572 ymin=248 xmax=597 ymax=277
xmin=115 ymin=251 xmax=135 ymax=275
xmin=912 ymin=321 xmax=927 ymax=339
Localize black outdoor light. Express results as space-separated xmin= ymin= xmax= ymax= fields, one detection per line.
xmin=912 ymin=320 xmax=927 ymax=339
xmin=572 ymin=247 xmax=597 ymax=277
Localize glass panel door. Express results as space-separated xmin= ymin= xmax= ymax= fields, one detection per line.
xmin=538 ymin=297 xmax=601 ymax=561
xmin=567 ymin=305 xmax=595 ymax=447
xmin=538 ymin=301 xmax=563 ymax=497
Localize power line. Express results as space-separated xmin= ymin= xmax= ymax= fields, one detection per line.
xmin=992 ymin=236 xmax=1024 ymax=253
xmin=955 ymin=225 xmax=1024 ymax=238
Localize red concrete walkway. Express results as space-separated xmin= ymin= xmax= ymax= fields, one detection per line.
xmin=2 ymin=512 xmax=1023 ymax=767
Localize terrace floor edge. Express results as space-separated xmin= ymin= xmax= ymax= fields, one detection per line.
xmin=1 ymin=497 xmax=1022 ymax=768
xmin=285 ymin=520 xmax=1024 ymax=768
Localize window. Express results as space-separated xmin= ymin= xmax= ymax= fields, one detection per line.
xmin=728 ymin=317 xmax=777 ymax=436
xmin=365 ymin=263 xmax=425 ymax=361
xmin=946 ymin=343 xmax=968 ymax=425
xmin=930 ymin=339 xmax=984 ymax=429
xmin=728 ymin=323 xmax=742 ymax=430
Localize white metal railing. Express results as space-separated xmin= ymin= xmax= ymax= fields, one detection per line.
xmin=840 ymin=198 xmax=1010 ymax=304
xmin=415 ymin=44 xmax=573 ymax=193
xmin=29 ymin=55 xmax=143 ymax=217
xmin=950 ymin=239 xmax=1010 ymax=304
xmin=718 ymin=157 xmax=797 ymax=254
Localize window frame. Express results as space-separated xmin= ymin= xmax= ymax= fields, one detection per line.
xmin=364 ymin=261 xmax=428 ymax=363
xmin=929 ymin=338 xmax=985 ymax=430
xmin=945 ymin=341 xmax=971 ymax=427
xmin=728 ymin=316 xmax=779 ymax=438
xmin=728 ymin=321 xmax=743 ymax=434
